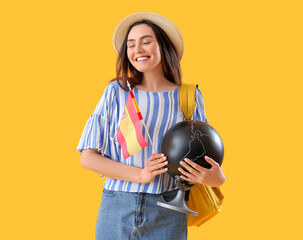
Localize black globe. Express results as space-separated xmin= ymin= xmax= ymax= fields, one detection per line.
xmin=161 ymin=120 xmax=224 ymax=178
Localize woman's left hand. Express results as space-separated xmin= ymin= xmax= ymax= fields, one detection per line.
xmin=178 ymin=156 xmax=226 ymax=187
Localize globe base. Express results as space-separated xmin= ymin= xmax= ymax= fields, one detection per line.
xmin=157 ymin=189 xmax=198 ymax=216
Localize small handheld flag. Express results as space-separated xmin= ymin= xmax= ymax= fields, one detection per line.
xmin=117 ymin=87 xmax=148 ymax=159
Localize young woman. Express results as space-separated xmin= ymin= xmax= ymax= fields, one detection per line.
xmin=77 ymin=12 xmax=225 ymax=240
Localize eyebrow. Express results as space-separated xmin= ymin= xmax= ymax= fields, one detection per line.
xmin=127 ymin=35 xmax=153 ymax=42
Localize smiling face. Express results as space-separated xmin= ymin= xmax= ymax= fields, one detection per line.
xmin=127 ymin=24 xmax=162 ymax=74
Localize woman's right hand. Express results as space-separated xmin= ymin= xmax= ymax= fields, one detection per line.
xmin=139 ymin=153 xmax=169 ymax=184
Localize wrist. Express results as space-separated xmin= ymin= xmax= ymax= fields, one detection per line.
xmin=137 ymin=168 xmax=145 ymax=184
xmin=212 ymin=175 xmax=226 ymax=187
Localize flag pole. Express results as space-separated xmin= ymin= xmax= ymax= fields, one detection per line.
xmin=141 ymin=119 xmax=156 ymax=154
xmin=127 ymin=81 xmax=156 ymax=154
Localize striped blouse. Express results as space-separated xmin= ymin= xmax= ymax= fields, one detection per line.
xmin=77 ymin=81 xmax=208 ymax=194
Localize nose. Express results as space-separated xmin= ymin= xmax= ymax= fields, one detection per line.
xmin=135 ymin=43 xmax=144 ymax=53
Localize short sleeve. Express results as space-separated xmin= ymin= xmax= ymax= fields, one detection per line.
xmin=76 ymin=83 xmax=118 ymax=157
xmin=192 ymin=87 xmax=209 ymax=123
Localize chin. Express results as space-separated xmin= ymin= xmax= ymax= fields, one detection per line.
xmin=134 ymin=64 xmax=161 ymax=73
xmin=136 ymin=67 xmax=151 ymax=73
xmin=132 ymin=66 xmax=150 ymax=73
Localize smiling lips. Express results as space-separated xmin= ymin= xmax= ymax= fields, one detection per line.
xmin=136 ymin=56 xmax=150 ymax=62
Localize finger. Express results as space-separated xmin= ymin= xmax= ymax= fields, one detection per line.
xmin=151 ymin=153 xmax=166 ymax=160
xmin=146 ymin=154 xmax=166 ymax=165
xmin=149 ymin=156 xmax=167 ymax=166
xmin=179 ymin=174 xmax=191 ymax=182
xmin=204 ymin=156 xmax=219 ymax=168
xmin=183 ymin=158 xmax=205 ymax=172
xmin=149 ymin=160 xmax=169 ymax=171
xmin=152 ymin=167 xmax=168 ymax=176
xmin=179 ymin=168 xmax=201 ymax=184
xmin=178 ymin=166 xmax=193 ymax=178
xmin=149 ymin=153 xmax=167 ymax=162
xmin=179 ymin=161 xmax=199 ymax=176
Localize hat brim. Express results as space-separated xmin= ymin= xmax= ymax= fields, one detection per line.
xmin=113 ymin=12 xmax=184 ymax=59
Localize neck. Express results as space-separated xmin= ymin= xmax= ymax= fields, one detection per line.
xmin=142 ymin=75 xmax=166 ymax=91
xmin=139 ymin=65 xmax=169 ymax=91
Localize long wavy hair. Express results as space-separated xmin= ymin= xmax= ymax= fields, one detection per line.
xmin=112 ymin=20 xmax=182 ymax=90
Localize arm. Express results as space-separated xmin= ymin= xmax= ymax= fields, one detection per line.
xmin=80 ymin=149 xmax=168 ymax=184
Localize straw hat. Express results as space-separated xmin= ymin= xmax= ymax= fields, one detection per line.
xmin=113 ymin=12 xmax=184 ymax=59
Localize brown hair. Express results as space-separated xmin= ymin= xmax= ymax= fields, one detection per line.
xmin=112 ymin=20 xmax=182 ymax=90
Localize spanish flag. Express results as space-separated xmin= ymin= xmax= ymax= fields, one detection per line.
xmin=117 ymin=90 xmax=148 ymax=159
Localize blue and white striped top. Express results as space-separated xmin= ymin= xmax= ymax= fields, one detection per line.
xmin=77 ymin=81 xmax=208 ymax=194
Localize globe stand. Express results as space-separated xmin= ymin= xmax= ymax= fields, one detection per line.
xmin=156 ymin=176 xmax=198 ymax=216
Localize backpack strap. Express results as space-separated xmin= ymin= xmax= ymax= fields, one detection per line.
xmin=180 ymin=84 xmax=197 ymax=120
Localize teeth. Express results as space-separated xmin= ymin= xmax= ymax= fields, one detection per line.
xmin=137 ymin=57 xmax=148 ymax=61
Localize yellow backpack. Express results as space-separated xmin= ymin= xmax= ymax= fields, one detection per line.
xmin=179 ymin=84 xmax=224 ymax=227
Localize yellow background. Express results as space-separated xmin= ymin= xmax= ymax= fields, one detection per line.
xmin=1 ymin=0 xmax=302 ymax=239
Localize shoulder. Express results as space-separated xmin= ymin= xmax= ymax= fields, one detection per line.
xmin=101 ymin=80 xmax=126 ymax=102
xmin=195 ymin=85 xmax=205 ymax=99
xmin=95 ymin=80 xmax=131 ymax=111
xmin=103 ymin=81 xmax=118 ymax=96
xmin=105 ymin=80 xmax=129 ymax=95
xmin=194 ymin=85 xmax=207 ymax=112
xmin=92 ymin=81 xmax=122 ymax=115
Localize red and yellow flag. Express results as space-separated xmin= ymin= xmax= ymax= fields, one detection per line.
xmin=117 ymin=90 xmax=148 ymax=159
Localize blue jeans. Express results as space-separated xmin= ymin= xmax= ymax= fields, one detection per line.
xmin=95 ymin=189 xmax=187 ymax=240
